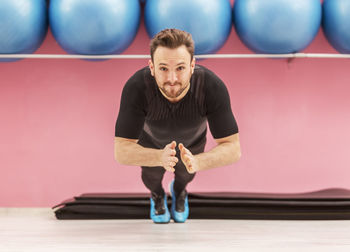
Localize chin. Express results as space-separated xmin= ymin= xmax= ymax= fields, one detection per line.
xmin=165 ymin=92 xmax=179 ymax=99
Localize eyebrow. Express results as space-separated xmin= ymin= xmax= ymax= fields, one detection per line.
xmin=158 ymin=62 xmax=186 ymax=66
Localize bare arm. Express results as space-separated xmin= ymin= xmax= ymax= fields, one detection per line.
xmin=179 ymin=133 xmax=241 ymax=173
xmin=114 ymin=137 xmax=179 ymax=172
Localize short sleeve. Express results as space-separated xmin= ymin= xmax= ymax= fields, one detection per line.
xmin=115 ymin=70 xmax=146 ymax=139
xmin=205 ymin=71 xmax=239 ymax=139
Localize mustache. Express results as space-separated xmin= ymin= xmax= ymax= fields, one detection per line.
xmin=164 ymin=81 xmax=182 ymax=86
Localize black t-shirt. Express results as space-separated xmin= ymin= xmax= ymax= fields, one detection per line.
xmin=115 ymin=65 xmax=238 ymax=154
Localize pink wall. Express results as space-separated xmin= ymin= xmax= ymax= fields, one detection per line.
xmin=1 ymin=1 xmax=350 ymax=207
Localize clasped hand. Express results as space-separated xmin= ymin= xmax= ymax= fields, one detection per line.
xmin=161 ymin=141 xmax=198 ymax=174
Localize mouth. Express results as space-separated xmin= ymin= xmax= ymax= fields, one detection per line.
xmin=165 ymin=82 xmax=180 ymax=87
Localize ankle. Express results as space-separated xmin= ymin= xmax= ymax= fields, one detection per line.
xmin=173 ymin=183 xmax=186 ymax=197
xmin=151 ymin=189 xmax=165 ymax=199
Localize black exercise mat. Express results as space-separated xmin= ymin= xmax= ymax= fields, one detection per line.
xmin=52 ymin=188 xmax=350 ymax=220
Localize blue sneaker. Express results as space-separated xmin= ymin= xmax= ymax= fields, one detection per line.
xmin=150 ymin=192 xmax=170 ymax=224
xmin=169 ymin=180 xmax=189 ymax=223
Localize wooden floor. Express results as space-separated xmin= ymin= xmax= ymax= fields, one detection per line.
xmin=1 ymin=208 xmax=350 ymax=251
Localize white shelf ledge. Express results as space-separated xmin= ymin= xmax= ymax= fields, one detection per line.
xmin=1 ymin=53 xmax=350 ymax=59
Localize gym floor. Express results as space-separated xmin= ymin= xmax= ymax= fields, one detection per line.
xmin=1 ymin=208 xmax=350 ymax=251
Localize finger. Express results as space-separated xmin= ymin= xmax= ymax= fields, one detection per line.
xmin=168 ymin=148 xmax=176 ymax=156
xmin=170 ymin=141 xmax=176 ymax=149
xmin=187 ymin=165 xmax=193 ymax=173
xmin=179 ymin=143 xmax=184 ymax=151
xmin=180 ymin=144 xmax=192 ymax=157
xmin=184 ymin=162 xmax=193 ymax=173
xmin=185 ymin=159 xmax=195 ymax=173
xmin=168 ymin=157 xmax=178 ymax=163
xmin=179 ymin=143 xmax=186 ymax=159
xmin=184 ymin=154 xmax=191 ymax=164
xmin=165 ymin=141 xmax=176 ymax=149
xmin=182 ymin=146 xmax=191 ymax=155
xmin=166 ymin=166 xmax=175 ymax=173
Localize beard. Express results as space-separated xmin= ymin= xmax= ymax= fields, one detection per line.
xmin=159 ymin=81 xmax=189 ymax=99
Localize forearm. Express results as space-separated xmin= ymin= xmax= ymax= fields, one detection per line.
xmin=195 ymin=141 xmax=241 ymax=171
xmin=114 ymin=138 xmax=162 ymax=167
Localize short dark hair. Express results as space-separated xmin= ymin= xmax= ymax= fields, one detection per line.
xmin=150 ymin=29 xmax=194 ymax=62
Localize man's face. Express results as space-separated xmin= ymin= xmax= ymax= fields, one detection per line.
xmin=149 ymin=45 xmax=195 ymax=102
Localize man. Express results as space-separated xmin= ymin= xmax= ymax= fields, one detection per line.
xmin=114 ymin=29 xmax=241 ymax=224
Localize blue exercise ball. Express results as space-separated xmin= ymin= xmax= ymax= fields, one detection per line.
xmin=233 ymin=0 xmax=322 ymax=54
xmin=49 ymin=0 xmax=140 ymax=55
xmin=0 ymin=0 xmax=48 ymax=61
xmin=144 ymin=0 xmax=232 ymax=55
xmin=323 ymin=0 xmax=350 ymax=54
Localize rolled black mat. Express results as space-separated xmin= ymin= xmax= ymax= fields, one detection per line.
xmin=52 ymin=188 xmax=350 ymax=220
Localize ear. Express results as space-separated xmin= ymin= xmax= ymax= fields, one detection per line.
xmin=191 ymin=58 xmax=196 ymax=74
xmin=148 ymin=60 xmax=155 ymax=76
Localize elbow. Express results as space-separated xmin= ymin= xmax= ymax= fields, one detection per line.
xmin=231 ymin=144 xmax=241 ymax=164
xmin=114 ymin=149 xmax=122 ymax=164
xmin=235 ymin=149 xmax=242 ymax=162
xmin=114 ymin=146 xmax=127 ymax=165
xmin=114 ymin=137 xmax=130 ymax=165
xmin=114 ymin=137 xmax=138 ymax=165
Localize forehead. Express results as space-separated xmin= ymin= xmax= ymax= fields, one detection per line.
xmin=153 ymin=45 xmax=191 ymax=65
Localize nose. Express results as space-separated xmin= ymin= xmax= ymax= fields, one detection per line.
xmin=167 ymin=71 xmax=178 ymax=83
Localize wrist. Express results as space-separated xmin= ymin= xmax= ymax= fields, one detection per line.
xmin=155 ymin=149 xmax=163 ymax=167
xmin=194 ymin=155 xmax=202 ymax=172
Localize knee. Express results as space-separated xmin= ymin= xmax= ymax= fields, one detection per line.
xmin=141 ymin=167 xmax=164 ymax=183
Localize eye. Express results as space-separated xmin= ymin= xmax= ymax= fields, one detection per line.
xmin=177 ymin=66 xmax=185 ymax=71
xmin=159 ymin=67 xmax=167 ymax=71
